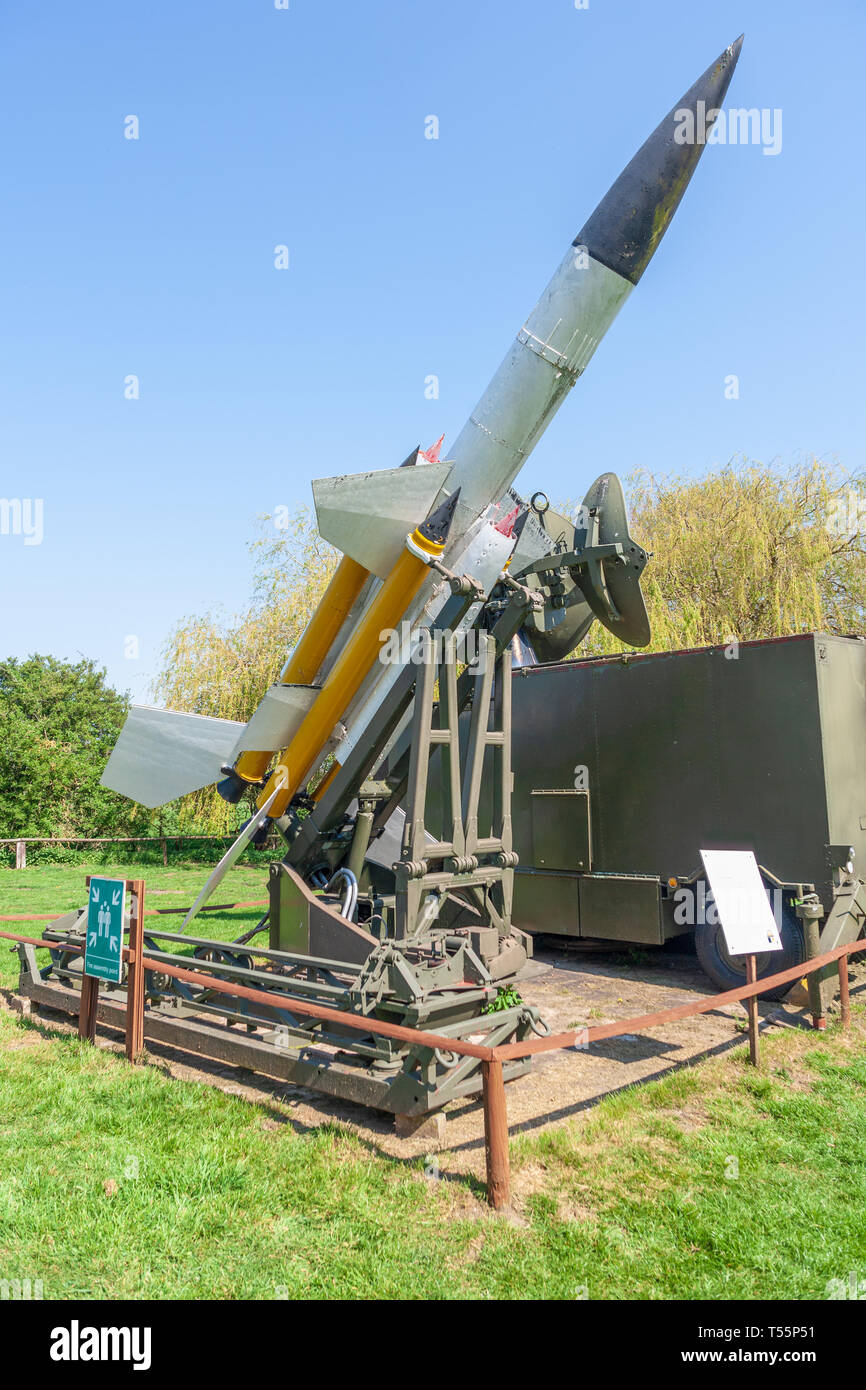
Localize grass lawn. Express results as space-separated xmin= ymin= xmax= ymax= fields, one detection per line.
xmin=0 ymin=862 xmax=267 ymax=990
xmin=2 ymin=865 xmax=866 ymax=1299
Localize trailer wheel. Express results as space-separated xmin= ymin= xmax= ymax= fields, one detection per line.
xmin=694 ymin=894 xmax=806 ymax=1001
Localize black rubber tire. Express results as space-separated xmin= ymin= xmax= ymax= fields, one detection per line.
xmin=694 ymin=893 xmax=807 ymax=1001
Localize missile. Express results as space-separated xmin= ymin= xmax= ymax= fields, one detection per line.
xmin=311 ymin=34 xmax=745 ymax=777
xmin=443 ymin=34 xmax=743 ymax=539
xmin=101 ymin=37 xmax=743 ymax=824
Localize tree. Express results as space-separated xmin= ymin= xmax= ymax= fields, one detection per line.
xmin=0 ymin=655 xmax=152 ymax=838
xmin=577 ymin=458 xmax=866 ymax=657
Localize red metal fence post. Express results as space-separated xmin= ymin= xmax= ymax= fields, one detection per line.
xmin=125 ymin=878 xmax=146 ymax=1063
xmin=482 ymin=1058 xmax=511 ymax=1210
xmin=839 ymin=949 xmax=851 ymax=1031
xmin=745 ymin=954 xmax=760 ymax=1067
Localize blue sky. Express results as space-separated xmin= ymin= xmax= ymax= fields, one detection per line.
xmin=1 ymin=0 xmax=863 ymax=701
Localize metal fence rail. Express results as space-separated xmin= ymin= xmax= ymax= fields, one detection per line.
xmin=0 ymin=899 xmax=268 ymax=923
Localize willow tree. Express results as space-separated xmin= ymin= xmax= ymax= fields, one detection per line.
xmin=578 ymin=459 xmax=866 ymax=658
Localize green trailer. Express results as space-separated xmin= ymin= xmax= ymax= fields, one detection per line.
xmin=508 ymin=633 xmax=866 ymax=995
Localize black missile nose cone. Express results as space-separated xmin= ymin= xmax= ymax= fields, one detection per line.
xmin=575 ymin=36 xmax=744 ymax=285
xmin=400 ymin=445 xmax=421 ymax=468
xmin=418 ymin=488 xmax=460 ymax=546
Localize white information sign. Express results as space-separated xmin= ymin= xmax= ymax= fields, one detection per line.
xmin=699 ymin=849 xmax=783 ymax=957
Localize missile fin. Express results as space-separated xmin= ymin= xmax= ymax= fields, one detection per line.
xmin=419 ymin=433 xmax=445 ymax=464
xmin=231 ymin=683 xmax=320 ymax=756
xmin=417 ymin=487 xmax=460 ymax=545
xmin=313 ymin=462 xmax=451 ymax=578
xmin=179 ymin=786 xmax=281 ymax=933
xmin=507 ymin=505 xmax=557 ymax=576
xmin=100 ymin=705 xmax=245 ymax=808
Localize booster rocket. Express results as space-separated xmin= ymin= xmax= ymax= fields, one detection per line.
xmin=102 ymin=37 xmax=743 ymax=833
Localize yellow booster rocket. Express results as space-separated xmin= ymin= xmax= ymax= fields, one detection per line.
xmin=253 ymin=489 xmax=459 ymax=820
xmin=231 ymin=553 xmax=369 ymax=790
xmin=229 ymin=439 xmax=446 ymax=793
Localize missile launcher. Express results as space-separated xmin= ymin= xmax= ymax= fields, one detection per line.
xmin=30 ymin=39 xmax=744 ymax=1118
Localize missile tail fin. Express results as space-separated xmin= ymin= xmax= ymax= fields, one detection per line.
xmin=100 ymin=706 xmax=245 ymax=808
xmin=417 ymin=487 xmax=460 ymax=546
xmin=313 ymin=461 xmax=451 ymax=577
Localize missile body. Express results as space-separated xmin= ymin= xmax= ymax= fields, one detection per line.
xmin=442 ymin=36 xmax=743 ymax=541
xmin=255 ymin=491 xmax=459 ymax=818
xmin=325 ymin=37 xmax=744 ymax=775
xmin=102 ymin=38 xmax=744 ymax=827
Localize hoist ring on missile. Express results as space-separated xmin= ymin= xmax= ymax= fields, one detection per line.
xmin=530 ymin=492 xmax=550 ymax=516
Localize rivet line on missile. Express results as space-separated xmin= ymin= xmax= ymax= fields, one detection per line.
xmin=254 ymin=489 xmax=462 ymax=820
xmin=516 ymin=328 xmax=576 ymax=375
xmin=469 ymin=415 xmax=523 ymax=454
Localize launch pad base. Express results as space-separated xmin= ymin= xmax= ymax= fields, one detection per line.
xmin=16 ymin=937 xmax=534 ymax=1117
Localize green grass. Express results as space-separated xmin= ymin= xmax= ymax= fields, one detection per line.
xmin=3 ymin=866 xmax=866 ymax=1298
xmin=509 ymin=1029 xmax=866 ymax=1298
xmin=0 ymin=862 xmax=268 ymax=989
xmin=2 ymin=1006 xmax=866 ymax=1298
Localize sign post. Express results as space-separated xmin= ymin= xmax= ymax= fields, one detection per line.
xmin=700 ymin=850 xmax=783 ymax=1068
xmin=745 ymin=953 xmax=760 ymax=1066
xmin=84 ymin=877 xmax=126 ymax=983
xmin=79 ymin=877 xmax=126 ymax=1043
xmin=78 ymin=972 xmax=100 ymax=1042
xmin=125 ymin=879 xmax=146 ymax=1063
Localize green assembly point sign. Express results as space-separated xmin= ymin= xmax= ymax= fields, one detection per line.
xmin=84 ymin=877 xmax=126 ymax=984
